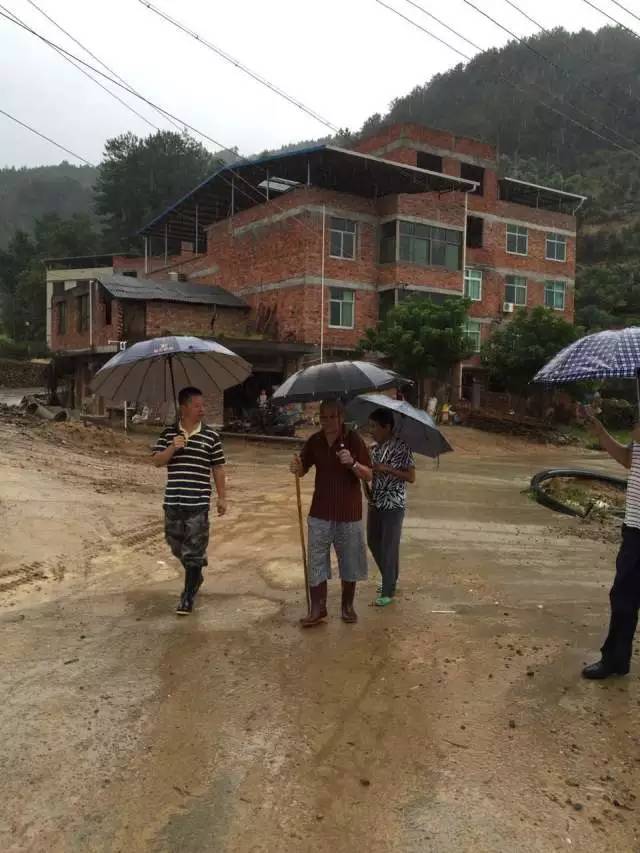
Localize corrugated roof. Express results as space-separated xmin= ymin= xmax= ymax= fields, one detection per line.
xmin=138 ymin=144 xmax=478 ymax=241
xmin=96 ymin=274 xmax=248 ymax=308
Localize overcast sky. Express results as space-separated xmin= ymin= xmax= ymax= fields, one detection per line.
xmin=0 ymin=0 xmax=630 ymax=168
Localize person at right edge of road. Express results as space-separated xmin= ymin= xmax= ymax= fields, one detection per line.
xmin=581 ymin=404 xmax=640 ymax=679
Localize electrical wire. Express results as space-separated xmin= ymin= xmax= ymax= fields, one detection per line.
xmin=137 ymin=0 xmax=340 ymax=134
xmin=581 ymin=0 xmax=640 ymax=38
xmin=501 ymin=0 xmax=640 ymax=109
xmin=24 ymin=0 xmax=182 ymax=131
xmin=375 ymin=0 xmax=640 ymax=160
xmin=0 ymin=106 xmax=93 ymax=164
xmin=0 ymin=7 xmax=325 ymax=240
xmin=610 ymin=0 xmax=640 ymax=25
xmin=459 ymin=0 xmax=640 ymax=144
xmin=0 ymin=2 xmax=160 ymax=131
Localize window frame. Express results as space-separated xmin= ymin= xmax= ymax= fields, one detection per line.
xmin=77 ymin=293 xmax=89 ymax=333
xmin=328 ymin=286 xmax=355 ymax=329
xmin=504 ymin=274 xmax=528 ymax=306
xmin=544 ymin=279 xmax=566 ymax=311
xmin=397 ymin=221 xmax=463 ymax=271
xmin=464 ymin=319 xmax=482 ymax=354
xmin=506 ymin=224 xmax=529 ymax=256
xmin=545 ymin=232 xmax=567 ymax=262
xmin=464 ymin=268 xmax=483 ymax=302
xmin=57 ymin=300 xmax=67 ymax=335
xmin=329 ymin=217 xmax=357 ymax=260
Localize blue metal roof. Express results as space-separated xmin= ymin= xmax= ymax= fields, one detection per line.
xmin=138 ymin=144 xmax=475 ymax=242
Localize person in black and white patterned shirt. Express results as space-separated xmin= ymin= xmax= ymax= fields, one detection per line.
xmin=366 ymin=408 xmax=415 ymax=606
xmin=153 ymin=386 xmax=226 ymax=615
xmin=581 ymin=404 xmax=640 ymax=679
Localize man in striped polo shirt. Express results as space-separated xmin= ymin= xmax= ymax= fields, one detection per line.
xmin=153 ymin=386 xmax=226 ymax=615
xmin=582 ymin=405 xmax=640 ymax=679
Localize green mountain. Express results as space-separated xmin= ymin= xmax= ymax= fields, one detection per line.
xmin=0 ymin=162 xmax=98 ymax=249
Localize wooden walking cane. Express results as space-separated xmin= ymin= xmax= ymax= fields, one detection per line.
xmin=295 ymin=473 xmax=311 ymax=613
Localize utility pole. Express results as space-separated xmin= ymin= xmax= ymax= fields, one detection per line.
xmin=108 ymin=339 xmax=128 ymax=430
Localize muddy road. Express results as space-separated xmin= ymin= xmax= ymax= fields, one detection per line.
xmin=1 ymin=418 xmax=639 ymax=852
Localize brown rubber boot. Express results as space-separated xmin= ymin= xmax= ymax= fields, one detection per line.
xmin=341 ymin=580 xmax=358 ymax=623
xmin=300 ymin=581 xmax=328 ymax=628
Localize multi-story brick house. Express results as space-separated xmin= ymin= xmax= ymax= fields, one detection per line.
xmin=140 ymin=123 xmax=584 ymax=394
xmin=47 ymin=123 xmax=585 ymax=415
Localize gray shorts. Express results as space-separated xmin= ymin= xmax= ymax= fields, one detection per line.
xmin=307 ymin=516 xmax=368 ymax=586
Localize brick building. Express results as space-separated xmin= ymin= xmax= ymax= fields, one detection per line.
xmin=47 ymin=123 xmax=585 ymax=416
xmin=45 ymin=254 xmax=248 ymax=420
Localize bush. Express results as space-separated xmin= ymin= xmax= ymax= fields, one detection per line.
xmin=600 ymin=397 xmax=636 ymax=429
xmin=0 ymin=336 xmax=48 ymax=360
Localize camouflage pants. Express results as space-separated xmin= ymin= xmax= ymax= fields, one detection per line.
xmin=164 ymin=508 xmax=210 ymax=573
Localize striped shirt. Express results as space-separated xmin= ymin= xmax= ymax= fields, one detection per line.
xmin=370 ymin=438 xmax=415 ymax=511
xmin=153 ymin=423 xmax=225 ymax=511
xmin=625 ymin=443 xmax=640 ymax=529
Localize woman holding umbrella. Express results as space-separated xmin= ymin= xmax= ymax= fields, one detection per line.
xmin=367 ymin=408 xmax=416 ymax=606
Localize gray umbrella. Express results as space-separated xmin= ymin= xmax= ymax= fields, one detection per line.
xmin=90 ymin=336 xmax=251 ymax=411
xmin=272 ymin=360 xmax=408 ymax=403
xmin=345 ymin=393 xmax=452 ymax=458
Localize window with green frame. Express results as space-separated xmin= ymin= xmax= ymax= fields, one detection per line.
xmin=464 ymin=268 xmax=482 ymax=301
xmin=505 ymin=274 xmax=527 ymax=306
xmin=329 ymin=287 xmax=355 ymax=328
xmin=398 ymin=221 xmax=462 ymax=270
xmin=464 ymin=319 xmax=482 ymax=353
xmin=544 ymin=280 xmax=566 ymax=310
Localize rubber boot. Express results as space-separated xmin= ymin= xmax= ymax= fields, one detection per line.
xmin=341 ymin=581 xmax=358 ymax=623
xmin=300 ymin=581 xmax=328 ymax=628
xmin=176 ymin=565 xmax=201 ymax=615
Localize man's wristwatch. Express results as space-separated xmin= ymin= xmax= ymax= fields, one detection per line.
xmin=351 ymin=460 xmax=358 ymax=469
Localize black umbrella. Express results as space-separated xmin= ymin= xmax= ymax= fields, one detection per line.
xmin=272 ymin=360 xmax=408 ymax=404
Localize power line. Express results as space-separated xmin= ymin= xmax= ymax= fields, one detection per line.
xmin=137 ymin=0 xmax=340 ymax=134
xmin=459 ymin=0 xmax=640 ymax=146
xmin=23 ymin=0 xmax=182 ymax=131
xmin=375 ymin=0 xmax=640 ymax=161
xmin=0 ymin=2 xmax=160 ymax=131
xmin=0 ymin=7 xmax=323 ymax=238
xmin=0 ymin=10 xmax=336 ymax=240
xmin=581 ymin=0 xmax=640 ymax=38
xmin=610 ymin=0 xmax=640 ymax=25
xmin=0 ymin=107 xmax=93 ymax=164
xmin=403 ymin=0 xmax=485 ymax=51
xmin=502 ymin=0 xmax=640 ymax=109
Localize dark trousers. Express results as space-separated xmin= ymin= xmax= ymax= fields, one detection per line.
xmin=164 ymin=508 xmax=210 ymax=591
xmin=601 ymin=525 xmax=640 ymax=672
xmin=367 ymin=507 xmax=405 ymax=597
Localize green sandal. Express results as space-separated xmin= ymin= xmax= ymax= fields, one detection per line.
xmin=375 ymin=595 xmax=394 ymax=607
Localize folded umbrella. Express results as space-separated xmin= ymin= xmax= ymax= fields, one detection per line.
xmin=345 ymin=393 xmax=452 ymax=458
xmin=272 ymin=360 xmax=408 ymax=404
xmin=90 ymin=335 xmax=251 ymax=413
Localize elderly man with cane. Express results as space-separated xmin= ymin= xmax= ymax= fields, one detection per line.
xmin=290 ymin=400 xmax=372 ymax=627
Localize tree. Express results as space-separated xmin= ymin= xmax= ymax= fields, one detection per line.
xmin=359 ymin=295 xmax=472 ymax=400
xmin=94 ymin=131 xmax=219 ymax=248
xmin=481 ymin=306 xmax=578 ymax=395
xmin=0 ymin=213 xmax=102 ymax=344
